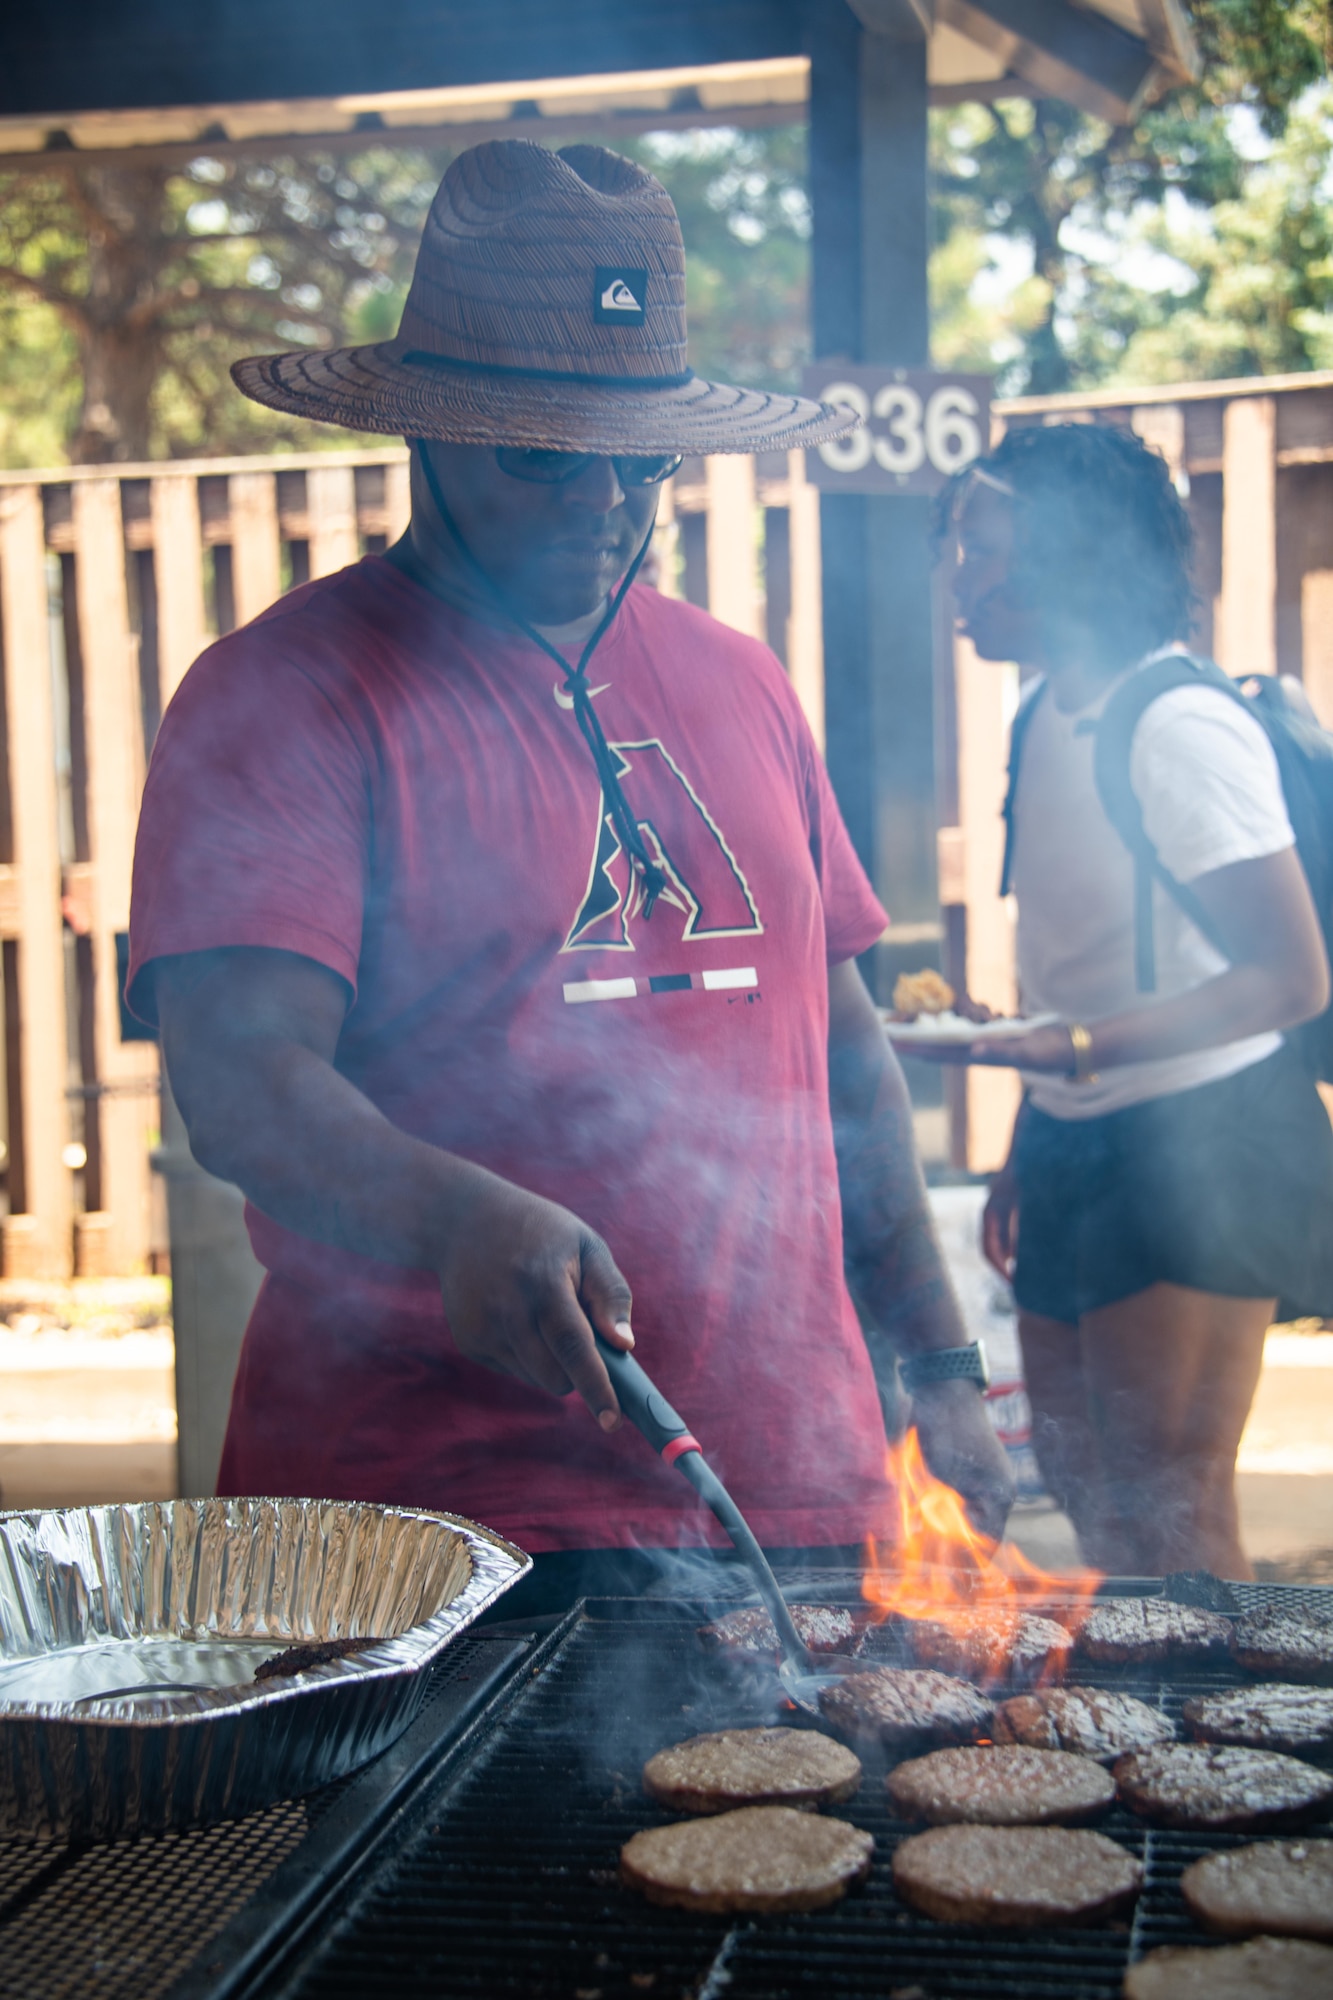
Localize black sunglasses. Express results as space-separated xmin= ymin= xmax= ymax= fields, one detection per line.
xmin=494 ymin=446 xmax=683 ymax=488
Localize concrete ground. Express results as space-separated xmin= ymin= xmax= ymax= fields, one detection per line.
xmin=1 ymin=1278 xmax=1330 ymax=1586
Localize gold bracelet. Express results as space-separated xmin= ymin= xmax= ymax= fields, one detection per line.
xmin=1068 ymin=1023 xmax=1099 ymax=1084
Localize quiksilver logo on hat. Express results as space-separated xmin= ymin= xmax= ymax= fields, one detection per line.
xmin=594 ymin=265 xmax=648 ymax=327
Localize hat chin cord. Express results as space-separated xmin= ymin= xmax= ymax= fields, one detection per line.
xmin=412 ymin=439 xmax=667 ymax=920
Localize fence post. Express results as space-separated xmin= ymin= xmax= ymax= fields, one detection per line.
xmin=151 ymin=475 xmax=207 ymax=704
xmin=0 ymin=484 xmax=71 ymax=1276
xmin=229 ymin=470 xmax=283 ymax=626
xmin=72 ymin=478 xmax=158 ymax=1275
xmin=786 ymin=449 xmax=825 ymax=749
xmin=308 ymin=466 xmax=360 ymax=578
xmin=704 ymin=455 xmax=762 ymax=639
xmin=1218 ymin=396 xmax=1277 ymax=678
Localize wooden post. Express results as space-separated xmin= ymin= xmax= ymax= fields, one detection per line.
xmin=151 ymin=474 xmax=207 ymax=704
xmin=72 ymin=479 xmax=158 ymax=1274
xmin=0 ymin=484 xmax=70 ymax=1276
xmin=307 ymin=466 xmax=360 ymax=579
xmin=704 ymin=455 xmax=762 ymax=638
xmin=229 ymin=470 xmax=282 ymax=626
xmin=811 ymin=3 xmax=936 ymax=1001
xmin=1218 ymin=396 xmax=1277 ymax=677
xmin=786 ymin=448 xmax=825 ymax=749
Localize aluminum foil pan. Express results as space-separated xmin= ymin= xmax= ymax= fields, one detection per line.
xmin=0 ymin=1497 xmax=530 ymax=1839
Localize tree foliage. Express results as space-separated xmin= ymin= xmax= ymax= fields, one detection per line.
xmin=930 ymin=0 xmax=1331 ymax=395
xmin=0 ymin=149 xmax=447 ymax=464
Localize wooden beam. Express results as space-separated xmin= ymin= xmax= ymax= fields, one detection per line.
xmin=936 ymin=0 xmax=1157 ymax=121
xmin=0 ymin=1 xmax=796 ymax=121
xmin=0 ymin=483 xmax=70 ymax=1276
xmin=72 ymin=478 xmax=157 ymax=1274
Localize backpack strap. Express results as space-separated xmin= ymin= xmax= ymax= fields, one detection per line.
xmin=999 ymin=676 xmax=1048 ymax=899
xmin=1092 ymin=652 xmax=1239 ymax=990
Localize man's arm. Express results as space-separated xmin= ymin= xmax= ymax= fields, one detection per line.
xmin=828 ymin=956 xmax=1015 ymax=1540
xmin=153 ymin=945 xmax=634 ymax=1426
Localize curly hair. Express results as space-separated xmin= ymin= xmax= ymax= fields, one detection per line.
xmin=937 ymin=421 xmax=1197 ymax=668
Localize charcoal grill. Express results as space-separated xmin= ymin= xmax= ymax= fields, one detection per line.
xmin=4 ymin=1576 xmax=1332 ymax=2000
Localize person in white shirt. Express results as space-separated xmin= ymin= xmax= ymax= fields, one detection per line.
xmin=932 ymin=422 xmax=1333 ymax=1580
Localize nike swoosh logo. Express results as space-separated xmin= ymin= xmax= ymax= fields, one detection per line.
xmin=553 ymin=682 xmax=611 ymax=710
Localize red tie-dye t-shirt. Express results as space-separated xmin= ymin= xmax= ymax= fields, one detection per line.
xmin=129 ymin=558 xmax=892 ymax=1552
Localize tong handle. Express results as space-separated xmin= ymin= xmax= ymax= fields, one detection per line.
xmin=593 ymin=1334 xmax=701 ymax=1464
xmin=592 ymin=1334 xmax=813 ymax=1673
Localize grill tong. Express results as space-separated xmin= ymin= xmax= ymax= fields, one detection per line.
xmin=594 ymin=1334 xmax=860 ymax=1710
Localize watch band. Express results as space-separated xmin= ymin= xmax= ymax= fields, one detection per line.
xmin=899 ymin=1341 xmax=990 ymax=1393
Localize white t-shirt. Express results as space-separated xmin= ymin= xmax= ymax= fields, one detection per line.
xmin=1010 ymin=670 xmax=1295 ymax=1119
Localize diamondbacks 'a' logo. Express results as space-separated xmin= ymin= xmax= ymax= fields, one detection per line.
xmin=564 ymin=739 xmax=763 ymax=952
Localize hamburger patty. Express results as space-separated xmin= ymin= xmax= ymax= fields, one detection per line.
xmin=891 ymin=1824 xmax=1142 ymax=1926
xmin=1183 ymin=1683 xmax=1333 ymax=1754
xmin=1123 ymin=1936 xmax=1333 ymax=1999
xmin=818 ymin=1666 xmax=993 ymax=1751
xmin=1114 ymin=1742 xmax=1333 ymax=1832
xmin=620 ymin=1804 xmax=874 ymax=1914
xmin=642 ymin=1727 xmax=862 ymax=1815
xmin=886 ymin=1745 xmax=1115 ymax=1826
xmin=900 ymin=1608 xmax=1074 ymax=1688
xmin=994 ymin=1687 xmax=1175 ymax=1763
xmin=1076 ymin=1598 xmax=1232 ymax=1667
xmin=1181 ymin=1838 xmax=1333 ymax=1941
xmin=1231 ymin=1603 xmax=1333 ymax=1684
xmin=698 ymin=1605 xmax=864 ymax=1657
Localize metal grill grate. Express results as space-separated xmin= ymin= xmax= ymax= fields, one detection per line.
xmin=257 ymin=1584 xmax=1333 ymax=2000
xmin=0 ymin=1634 xmax=510 ymax=2000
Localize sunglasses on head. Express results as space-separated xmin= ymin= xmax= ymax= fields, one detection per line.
xmin=494 ymin=446 xmax=683 ymax=487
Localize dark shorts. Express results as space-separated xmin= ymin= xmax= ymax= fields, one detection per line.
xmin=1012 ymin=1044 xmax=1333 ymax=1324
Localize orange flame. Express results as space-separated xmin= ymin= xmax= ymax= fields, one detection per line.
xmin=861 ymin=1429 xmax=1101 ymax=1680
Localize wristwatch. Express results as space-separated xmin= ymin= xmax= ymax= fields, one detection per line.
xmin=899 ymin=1341 xmax=990 ymax=1394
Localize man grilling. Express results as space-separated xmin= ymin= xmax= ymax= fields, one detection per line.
xmin=128 ymin=140 xmax=1012 ymax=1597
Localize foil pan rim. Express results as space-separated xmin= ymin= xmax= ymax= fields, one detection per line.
xmin=0 ymin=1499 xmax=530 ymax=1729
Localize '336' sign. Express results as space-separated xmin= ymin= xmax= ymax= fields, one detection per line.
xmin=801 ymin=364 xmax=991 ymax=496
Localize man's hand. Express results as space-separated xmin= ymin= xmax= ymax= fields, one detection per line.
xmin=910 ymin=1378 xmax=1016 ymax=1544
xmin=433 ymin=1170 xmax=635 ymax=1428
xmin=154 ymin=945 xmax=637 ymax=1431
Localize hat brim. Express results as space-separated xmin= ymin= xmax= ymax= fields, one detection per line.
xmin=231 ymin=341 xmax=856 ymax=455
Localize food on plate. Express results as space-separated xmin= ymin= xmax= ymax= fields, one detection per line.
xmin=642 ymin=1727 xmax=862 ymax=1815
xmin=891 ymin=969 xmax=955 ymax=1019
xmin=1076 ymin=1598 xmax=1232 ymax=1667
xmin=698 ymin=1604 xmax=865 ymax=1658
xmin=620 ymin=1804 xmax=874 ymax=1914
xmin=1113 ymin=1743 xmax=1333 ymax=1832
xmin=994 ymin=1687 xmax=1176 ymax=1763
xmin=253 ymin=1636 xmax=381 ymax=1681
xmin=1181 ymin=1839 xmax=1333 ymax=1940
xmin=818 ymin=1666 xmax=993 ymax=1752
xmin=1183 ymin=1684 xmax=1333 ymax=1755
xmin=1122 ymin=1935 xmax=1333 ymax=1999
xmin=902 ymin=1607 xmax=1074 ymax=1688
xmin=891 ymin=1824 xmax=1142 ymax=1927
xmin=1231 ymin=1603 xmax=1333 ymax=1684
xmin=886 ymin=1745 xmax=1115 ymax=1826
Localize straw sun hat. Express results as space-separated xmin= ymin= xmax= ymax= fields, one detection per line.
xmin=232 ymin=139 xmax=856 ymax=456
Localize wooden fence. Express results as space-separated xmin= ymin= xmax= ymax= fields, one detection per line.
xmin=0 ymin=445 xmax=824 ymax=1277
xmin=3 ymin=370 xmax=1333 ymax=1274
